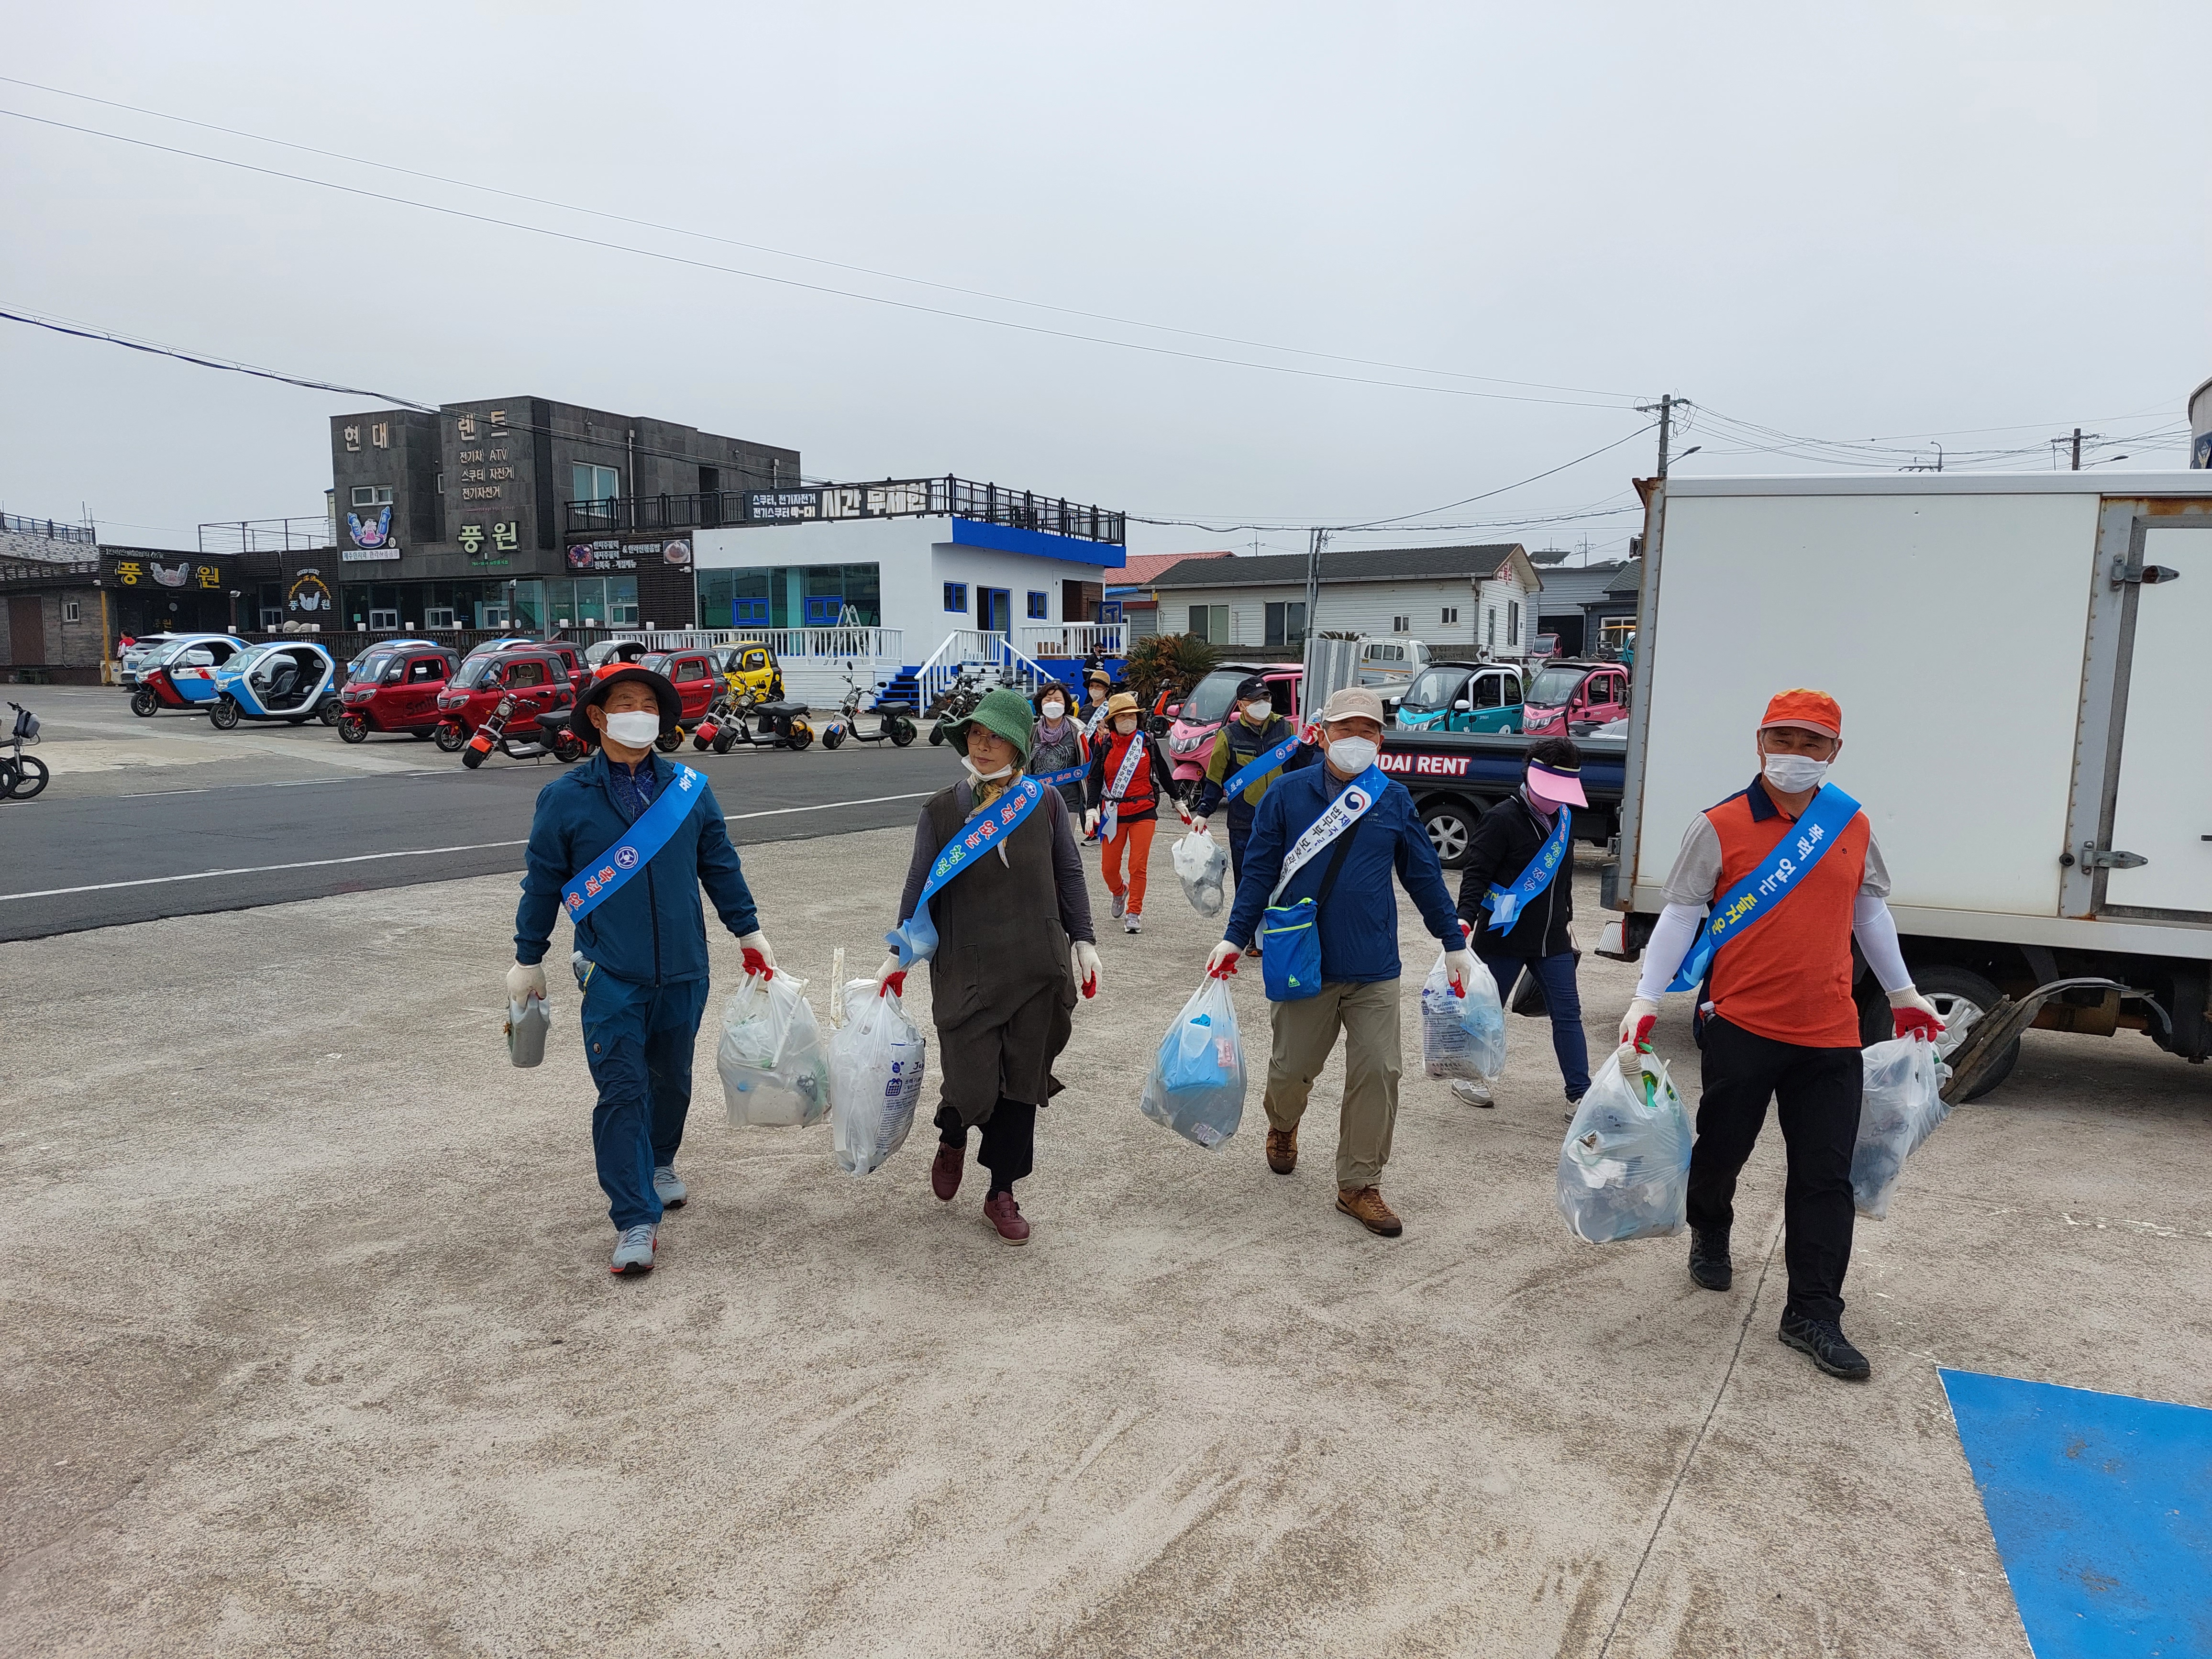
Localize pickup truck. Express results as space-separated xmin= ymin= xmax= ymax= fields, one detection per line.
xmin=1382 ymin=727 xmax=1625 ymax=868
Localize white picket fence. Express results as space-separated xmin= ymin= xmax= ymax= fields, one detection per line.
xmin=1017 ymin=621 xmax=1126 ymax=660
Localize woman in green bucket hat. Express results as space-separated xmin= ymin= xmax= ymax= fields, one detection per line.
xmin=876 ymin=687 xmax=1102 ymax=1244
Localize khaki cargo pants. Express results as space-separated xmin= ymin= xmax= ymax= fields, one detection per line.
xmin=1263 ymin=979 xmax=1402 ymax=1191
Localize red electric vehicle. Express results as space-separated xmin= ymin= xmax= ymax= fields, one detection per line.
xmin=432 ymin=647 xmax=581 ymax=755
xmin=336 ymin=644 xmax=460 ymax=743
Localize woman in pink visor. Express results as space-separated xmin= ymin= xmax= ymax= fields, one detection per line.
xmin=1451 ymin=736 xmax=1591 ymax=1112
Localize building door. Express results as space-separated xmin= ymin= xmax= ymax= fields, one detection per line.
xmin=9 ymin=597 xmax=44 ymax=665
xmin=979 ymin=587 xmax=1011 ymax=633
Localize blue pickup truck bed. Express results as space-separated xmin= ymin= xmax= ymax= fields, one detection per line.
xmin=1379 ymin=729 xmax=1626 ymax=868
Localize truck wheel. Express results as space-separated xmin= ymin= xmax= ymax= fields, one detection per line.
xmin=1914 ymin=964 xmax=2018 ymax=1101
xmin=130 ymin=688 xmax=157 ymax=718
xmin=209 ymin=696 xmax=241 ymax=731
xmin=1420 ymin=799 xmax=1479 ymax=869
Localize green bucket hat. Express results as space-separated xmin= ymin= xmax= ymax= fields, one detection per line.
xmin=943 ymin=686 xmax=1036 ymax=761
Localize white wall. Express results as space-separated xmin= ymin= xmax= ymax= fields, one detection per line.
xmin=1156 ymin=574 xmax=1534 ymax=653
xmin=694 ymin=516 xmax=1112 ymax=667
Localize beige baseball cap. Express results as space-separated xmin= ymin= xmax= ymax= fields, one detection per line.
xmin=1320 ymin=685 xmax=1385 ymax=724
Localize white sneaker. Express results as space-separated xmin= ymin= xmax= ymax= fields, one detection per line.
xmin=1124 ymin=912 xmax=1141 ymax=934
xmin=1451 ymin=1079 xmax=1494 ymax=1109
xmin=1110 ymin=892 xmax=1128 ymax=919
xmin=653 ymin=1165 xmax=687 ymax=1209
xmin=610 ymin=1223 xmax=657 ymax=1275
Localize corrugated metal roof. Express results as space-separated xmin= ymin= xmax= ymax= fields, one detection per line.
xmin=1114 ymin=549 xmax=1234 ymax=585
xmin=1148 ymin=542 xmax=1524 ymax=589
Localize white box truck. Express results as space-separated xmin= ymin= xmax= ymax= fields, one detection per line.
xmin=1601 ymin=470 xmax=2212 ymax=1097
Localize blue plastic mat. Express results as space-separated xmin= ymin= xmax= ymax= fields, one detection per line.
xmin=1941 ymin=1369 xmax=2212 ymax=1658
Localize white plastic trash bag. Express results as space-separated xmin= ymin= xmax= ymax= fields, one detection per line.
xmin=1172 ymin=829 xmax=1229 ymax=918
xmin=1556 ymin=1048 xmax=1693 ymax=1243
xmin=829 ymin=978 xmax=929 ymax=1175
xmin=1851 ymin=1037 xmax=1950 ymax=1219
xmin=1422 ymin=949 xmax=1505 ymax=1082
xmin=718 ymin=969 xmax=830 ymax=1127
xmin=1139 ymin=974 xmax=1247 ymax=1149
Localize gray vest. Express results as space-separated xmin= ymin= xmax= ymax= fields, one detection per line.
xmin=923 ymin=784 xmax=1073 ymax=1028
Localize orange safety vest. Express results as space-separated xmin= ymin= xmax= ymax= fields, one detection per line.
xmin=1702 ymin=782 xmax=1869 ymax=1048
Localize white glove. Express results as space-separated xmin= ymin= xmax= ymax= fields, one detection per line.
xmin=1206 ymin=940 xmax=1242 ymax=977
xmin=738 ymin=930 xmax=775 ymax=971
xmin=506 ymin=961 xmax=546 ymax=1003
xmin=1073 ymin=940 xmax=1102 ymax=997
xmin=1614 ymin=1040 xmax=1646 ymax=1078
xmin=1189 ymin=817 xmax=1210 ymax=837
xmin=875 ymin=951 xmax=903 ymax=989
xmin=1618 ymin=995 xmax=1659 ymax=1049
xmin=1442 ymin=949 xmax=1479 ymax=996
xmin=1888 ymin=986 xmax=1940 ymax=1017
xmin=1083 ymin=808 xmax=1100 ymax=835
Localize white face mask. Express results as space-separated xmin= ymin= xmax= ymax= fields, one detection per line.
xmin=1041 ymin=701 xmax=1065 ymax=720
xmin=1114 ymin=717 xmax=1138 ymax=736
xmin=1327 ymin=736 xmax=1379 ymax=774
xmin=1242 ymin=701 xmax=1271 ymax=723
xmin=963 ymin=754 xmax=1015 ymax=783
xmin=1763 ymin=751 xmax=1830 ymax=793
xmin=603 ymin=710 xmax=661 ymax=748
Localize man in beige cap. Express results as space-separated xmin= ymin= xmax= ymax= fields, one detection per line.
xmin=1206 ymin=684 xmax=1474 ymax=1236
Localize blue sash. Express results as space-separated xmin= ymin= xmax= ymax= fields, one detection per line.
xmin=561 ymin=763 xmax=708 ymax=924
xmin=1219 ymin=730 xmax=1305 ymax=803
xmin=886 ymin=777 xmax=1046 ymax=967
xmin=1483 ymin=802 xmax=1571 ymax=931
xmin=1030 ymin=765 xmax=1086 ymax=788
xmin=1668 ymin=783 xmax=1863 ymax=993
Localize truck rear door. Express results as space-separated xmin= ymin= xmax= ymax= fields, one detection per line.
xmin=2087 ymin=505 xmax=2212 ymax=922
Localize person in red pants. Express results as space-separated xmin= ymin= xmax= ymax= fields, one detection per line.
xmin=1083 ymin=691 xmax=1180 ymax=934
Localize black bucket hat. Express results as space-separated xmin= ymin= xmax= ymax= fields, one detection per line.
xmin=573 ymin=665 xmax=681 ymax=749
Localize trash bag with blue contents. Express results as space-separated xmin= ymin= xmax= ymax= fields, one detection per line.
xmin=1139 ymin=972 xmax=1247 ymax=1149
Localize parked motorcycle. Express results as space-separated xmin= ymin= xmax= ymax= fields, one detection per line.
xmin=708 ymin=685 xmax=815 ymax=753
xmin=819 ymin=660 xmax=918 ymax=751
xmin=461 ymin=692 xmax=586 ymax=769
xmin=924 ymin=667 xmax=990 ymax=745
xmin=1 ymin=701 xmax=46 ymax=801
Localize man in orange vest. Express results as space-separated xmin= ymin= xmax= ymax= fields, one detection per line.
xmin=1618 ymin=689 xmax=1944 ymax=1382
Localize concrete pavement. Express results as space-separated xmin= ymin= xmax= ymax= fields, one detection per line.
xmin=3 ymin=831 xmax=2207 ymax=1656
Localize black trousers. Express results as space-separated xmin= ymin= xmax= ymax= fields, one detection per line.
xmin=1690 ymin=1016 xmax=1864 ymax=1322
xmin=936 ymin=1095 xmax=1037 ymax=1192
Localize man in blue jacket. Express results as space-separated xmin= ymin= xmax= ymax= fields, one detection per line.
xmin=1206 ymin=686 xmax=1474 ymax=1237
xmin=510 ymin=667 xmax=773 ymax=1276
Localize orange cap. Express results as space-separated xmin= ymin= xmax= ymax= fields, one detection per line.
xmin=1759 ymin=687 xmax=1841 ymax=738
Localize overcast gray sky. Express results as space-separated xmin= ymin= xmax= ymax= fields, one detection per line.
xmin=3 ymin=0 xmax=2206 ymax=560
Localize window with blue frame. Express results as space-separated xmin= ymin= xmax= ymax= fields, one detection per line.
xmin=944 ymin=582 xmax=968 ymax=612
xmin=1026 ymin=590 xmax=1049 ymax=619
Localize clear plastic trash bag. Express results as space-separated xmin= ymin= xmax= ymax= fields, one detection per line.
xmin=1139 ymin=974 xmax=1247 ymax=1149
xmin=506 ymin=996 xmax=551 ymax=1068
xmin=829 ymin=978 xmax=929 ymax=1176
xmin=718 ymin=969 xmax=830 ymax=1127
xmin=1851 ymin=1037 xmax=1950 ymax=1219
xmin=1557 ymin=1048 xmax=1693 ymax=1243
xmin=1172 ymin=828 xmax=1229 ymax=918
xmin=1422 ymin=949 xmax=1505 ymax=1081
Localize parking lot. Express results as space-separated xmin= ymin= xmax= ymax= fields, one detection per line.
xmin=5 ymin=830 xmax=2207 ymax=1657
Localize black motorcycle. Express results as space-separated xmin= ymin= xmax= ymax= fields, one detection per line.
xmin=461 ymin=692 xmax=585 ymax=769
xmin=709 ymin=685 xmax=815 ymax=753
xmin=820 ymin=660 xmax=918 ymax=751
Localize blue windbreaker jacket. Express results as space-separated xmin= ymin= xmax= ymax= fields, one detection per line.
xmin=514 ymin=750 xmax=758 ymax=984
xmin=1222 ymin=764 xmax=1461 ymax=984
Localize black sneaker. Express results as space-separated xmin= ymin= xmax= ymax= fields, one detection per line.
xmin=1688 ymin=1228 xmax=1733 ymax=1291
xmin=1778 ymin=1311 xmax=1871 ymax=1381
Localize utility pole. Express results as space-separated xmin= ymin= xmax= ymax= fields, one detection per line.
xmin=1635 ymin=393 xmax=1687 ymax=477
xmin=2071 ymin=427 xmax=2082 ymax=471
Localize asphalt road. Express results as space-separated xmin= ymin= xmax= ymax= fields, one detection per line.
xmin=0 ymin=686 xmax=961 ymax=940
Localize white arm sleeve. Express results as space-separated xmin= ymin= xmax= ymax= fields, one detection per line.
xmin=1634 ymin=903 xmax=1707 ymax=1001
xmin=1852 ymin=894 xmax=1912 ymax=993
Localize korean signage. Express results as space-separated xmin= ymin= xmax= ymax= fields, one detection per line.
xmin=567 ymin=540 xmax=637 ymax=572
xmin=741 ymin=481 xmax=936 ymax=523
xmin=458 ymin=521 xmax=521 ymax=561
xmin=343 ymin=503 xmax=400 ymax=561
xmin=288 ymin=569 xmax=335 ymax=618
xmin=108 ymin=554 xmax=223 ymax=591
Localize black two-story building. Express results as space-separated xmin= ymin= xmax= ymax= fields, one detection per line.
xmin=329 ymin=398 xmax=799 ymax=633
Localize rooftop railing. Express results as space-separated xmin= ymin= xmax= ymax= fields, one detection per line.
xmin=564 ymin=474 xmax=1125 ymax=544
xmin=1 ymin=512 xmax=98 ymax=544
xmin=198 ymin=517 xmax=335 ymax=555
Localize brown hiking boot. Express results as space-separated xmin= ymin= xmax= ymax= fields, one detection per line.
xmin=1336 ymin=1186 xmax=1403 ymax=1237
xmin=1265 ymin=1127 xmax=1298 ymax=1174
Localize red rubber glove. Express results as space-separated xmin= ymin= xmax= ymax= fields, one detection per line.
xmin=882 ymin=970 xmax=907 ymax=998
xmin=741 ymin=947 xmax=773 ymax=979
xmin=1892 ymin=1005 xmax=1945 ymax=1042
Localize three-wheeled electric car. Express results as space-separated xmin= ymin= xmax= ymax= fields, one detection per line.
xmin=337 ymin=644 xmax=460 ymax=742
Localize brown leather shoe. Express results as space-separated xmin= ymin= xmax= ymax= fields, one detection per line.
xmin=1265 ymin=1127 xmax=1298 ymax=1174
xmin=930 ymin=1141 xmax=963 ymax=1202
xmin=1336 ymin=1186 xmax=1403 ymax=1237
xmin=983 ymin=1191 xmax=1030 ymax=1245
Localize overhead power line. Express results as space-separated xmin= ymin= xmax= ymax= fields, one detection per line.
xmin=0 ymin=104 xmax=1636 ymax=412
xmin=0 ymin=73 xmax=1644 ymax=405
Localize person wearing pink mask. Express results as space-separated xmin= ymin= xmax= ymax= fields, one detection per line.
xmin=1452 ymin=736 xmax=1592 ymax=1112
